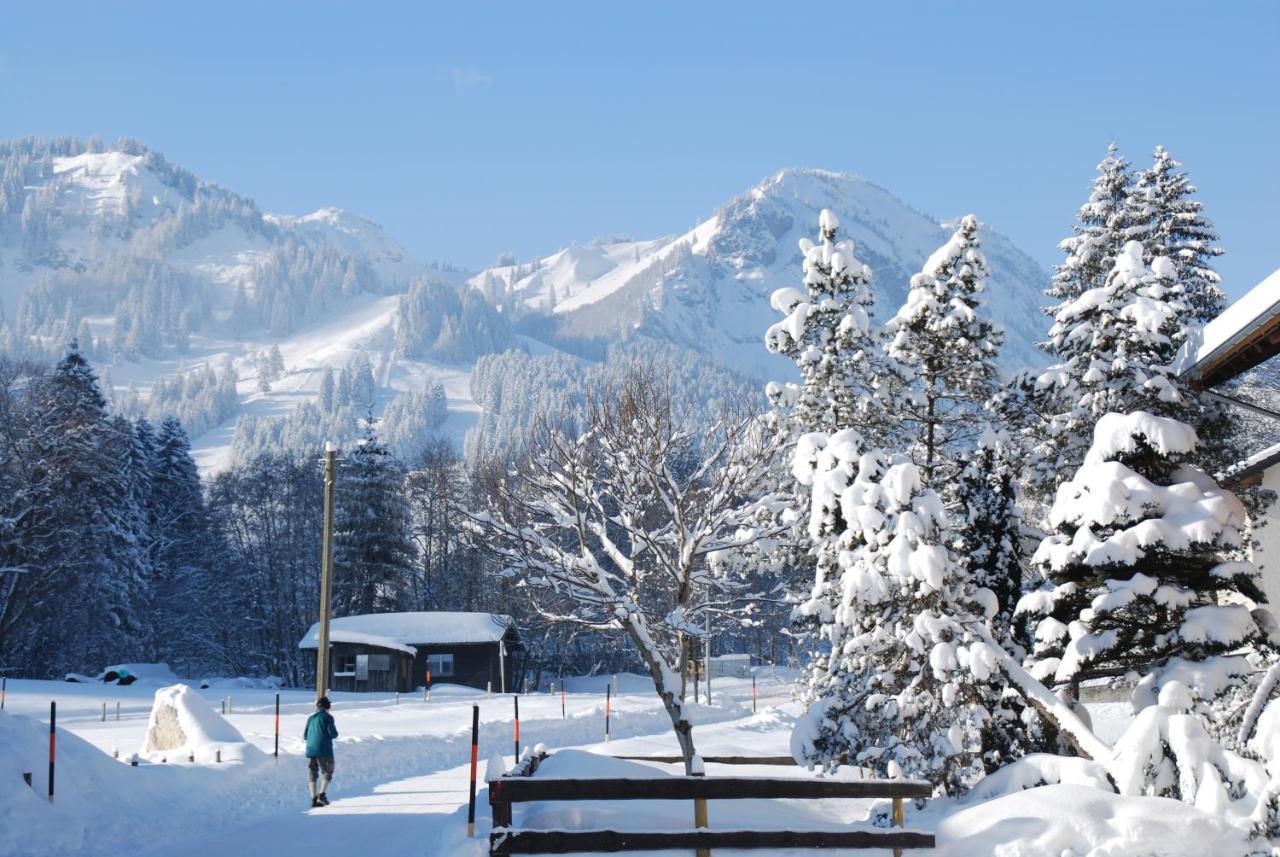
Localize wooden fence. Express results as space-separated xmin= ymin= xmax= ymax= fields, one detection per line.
xmin=489 ymin=752 xmax=935 ymax=855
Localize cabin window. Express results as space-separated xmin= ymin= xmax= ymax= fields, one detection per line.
xmin=333 ymin=655 xmax=356 ymax=676
xmin=428 ymin=653 xmax=454 ymax=677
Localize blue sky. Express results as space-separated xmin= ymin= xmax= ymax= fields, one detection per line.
xmin=1 ymin=2 xmax=1275 ymax=297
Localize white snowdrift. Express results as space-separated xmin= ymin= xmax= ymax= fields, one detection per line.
xmin=935 ymin=783 xmax=1250 ymax=856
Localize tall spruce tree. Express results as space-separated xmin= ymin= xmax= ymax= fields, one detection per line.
xmin=332 ymin=416 xmax=416 ymax=616
xmin=1127 ymin=146 xmax=1226 ymax=323
xmin=1018 ymin=246 xmax=1262 ymax=711
xmin=1047 ymin=143 xmax=1135 ymax=312
xmin=882 ymin=215 xmax=1003 ymax=487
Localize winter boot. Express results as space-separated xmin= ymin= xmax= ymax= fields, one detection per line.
xmin=318 ymin=792 xmax=330 ymax=806
xmin=311 ymin=796 xmax=323 ymax=808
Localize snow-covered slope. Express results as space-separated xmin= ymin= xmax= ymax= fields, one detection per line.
xmin=470 ymin=169 xmax=1050 ymax=377
xmin=1 ymin=145 xmax=1056 ymax=474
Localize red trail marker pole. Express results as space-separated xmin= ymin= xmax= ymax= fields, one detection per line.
xmin=274 ymin=693 xmax=280 ymax=761
xmin=48 ymin=701 xmax=56 ymax=804
xmin=605 ymin=685 xmax=611 ymax=742
xmin=513 ymin=696 xmax=521 ymax=764
xmin=425 ymin=669 xmax=431 ymax=703
xmin=467 ymin=704 xmax=479 ymax=837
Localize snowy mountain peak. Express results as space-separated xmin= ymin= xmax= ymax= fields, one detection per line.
xmin=472 ymin=168 xmax=1050 ymax=378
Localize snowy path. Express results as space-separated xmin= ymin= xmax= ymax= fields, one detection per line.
xmin=133 ymin=763 xmax=475 ymax=857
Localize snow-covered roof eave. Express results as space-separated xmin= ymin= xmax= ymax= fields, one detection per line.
xmin=1223 ymin=440 xmax=1280 ymax=488
xmin=296 ymin=612 xmax=516 ymax=652
xmin=1179 ymin=268 xmax=1280 ymax=386
xmin=297 ymin=628 xmax=417 ymax=656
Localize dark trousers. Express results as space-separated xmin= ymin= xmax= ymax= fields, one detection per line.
xmin=308 ymin=756 xmax=334 ymax=783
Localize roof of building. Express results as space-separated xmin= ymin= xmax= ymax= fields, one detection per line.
xmin=1179 ymin=268 xmax=1280 ymax=387
xmin=298 ymin=612 xmax=515 ymax=652
xmin=1223 ymin=440 xmax=1280 ymax=490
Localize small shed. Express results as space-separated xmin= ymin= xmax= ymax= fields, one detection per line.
xmin=299 ymin=612 xmax=521 ymax=693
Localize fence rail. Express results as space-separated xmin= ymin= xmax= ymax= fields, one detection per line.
xmin=488 ymin=752 xmax=935 ymax=855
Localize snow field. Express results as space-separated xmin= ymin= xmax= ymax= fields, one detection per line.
xmin=0 ymin=674 xmax=771 ymax=857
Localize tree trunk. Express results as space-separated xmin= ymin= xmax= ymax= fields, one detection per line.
xmin=627 ymin=622 xmax=698 ymax=773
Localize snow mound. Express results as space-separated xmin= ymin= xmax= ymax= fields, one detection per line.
xmin=936 ymin=783 xmax=1250 ymax=856
xmin=962 ymin=754 xmax=1114 ymax=803
xmin=142 ymin=685 xmax=255 ymax=763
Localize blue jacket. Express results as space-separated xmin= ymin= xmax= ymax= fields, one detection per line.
xmin=304 ymin=709 xmax=338 ymax=758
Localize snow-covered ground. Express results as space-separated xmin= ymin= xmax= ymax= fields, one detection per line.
xmin=0 ymin=670 xmax=1258 ymax=857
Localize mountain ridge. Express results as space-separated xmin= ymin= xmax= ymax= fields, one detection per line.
xmin=0 ymin=139 xmax=1053 ymax=472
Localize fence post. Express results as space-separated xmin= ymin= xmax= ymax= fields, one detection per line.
xmin=116 ymin=701 xmax=120 ymax=721
xmin=513 ymin=696 xmax=520 ymax=765
xmin=487 ymin=681 xmax=492 ymax=694
xmin=228 ymin=695 xmax=232 ymax=715
xmin=216 ymin=748 xmax=221 ymax=763
xmin=561 ymin=685 xmax=566 ymax=720
xmin=892 ymin=796 xmax=905 ymax=857
xmin=605 ymin=685 xmax=611 ymax=742
xmin=467 ymin=705 xmax=479 ymax=837
xmin=1 ymin=675 xmax=6 ymax=709
xmin=101 ymin=702 xmax=106 ymax=722
xmin=752 ymin=675 xmax=757 ymax=714
xmin=274 ymin=693 xmax=280 ymax=762
xmin=48 ymin=701 xmax=56 ymax=804
xmin=691 ymin=755 xmax=708 ymax=857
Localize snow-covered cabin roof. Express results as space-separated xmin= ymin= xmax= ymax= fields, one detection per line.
xmin=298 ymin=612 xmax=515 ymax=653
xmin=1179 ymin=268 xmax=1280 ymax=387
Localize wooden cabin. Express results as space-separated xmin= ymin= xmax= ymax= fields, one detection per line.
xmin=299 ymin=612 xmax=521 ymax=693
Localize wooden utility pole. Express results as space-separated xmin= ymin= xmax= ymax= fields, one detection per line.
xmin=316 ymin=441 xmax=338 ymax=702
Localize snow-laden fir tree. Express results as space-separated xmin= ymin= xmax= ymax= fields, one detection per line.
xmin=1018 ymin=407 xmax=1265 ymax=713
xmin=882 ymin=215 xmax=1003 ymax=487
xmin=333 ymin=415 xmax=416 ymax=615
xmin=792 ymin=443 xmax=1016 ymax=792
xmin=997 ymin=145 xmax=1136 ymax=500
xmin=951 ymin=429 xmax=1025 ymax=644
xmin=764 ymin=208 xmax=880 ymax=437
xmin=1047 ymin=143 xmax=1135 ymax=309
xmin=1127 ymin=146 xmax=1226 ymax=323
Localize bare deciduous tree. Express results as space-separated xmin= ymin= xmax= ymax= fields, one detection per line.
xmin=472 ymin=369 xmax=785 ymax=771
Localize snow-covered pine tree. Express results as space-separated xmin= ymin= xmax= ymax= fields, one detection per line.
xmin=1019 ymin=406 xmax=1265 ymax=713
xmin=333 ymin=415 xmax=416 ymax=616
xmin=764 ymin=210 xmax=883 ymax=693
xmin=999 ymin=146 xmax=1137 ymax=501
xmin=764 ymin=208 xmax=879 ymax=437
xmin=951 ymin=430 xmax=1024 ymax=642
xmin=1048 ymin=143 xmax=1135 ymax=310
xmin=882 ymin=215 xmax=1003 ymax=487
xmin=146 ymin=416 xmax=220 ymax=672
xmin=1127 ymin=146 xmax=1226 ymax=323
xmin=793 ymin=451 xmax=1014 ymax=792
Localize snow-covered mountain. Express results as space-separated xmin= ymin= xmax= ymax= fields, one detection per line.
xmin=0 ymin=143 xmax=1054 ymax=473
xmin=470 ymin=168 xmax=1049 ymax=377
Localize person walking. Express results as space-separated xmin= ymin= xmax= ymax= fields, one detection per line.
xmin=304 ymin=696 xmax=339 ymax=808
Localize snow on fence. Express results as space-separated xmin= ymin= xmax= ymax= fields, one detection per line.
xmin=486 ymin=750 xmax=936 ymax=855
